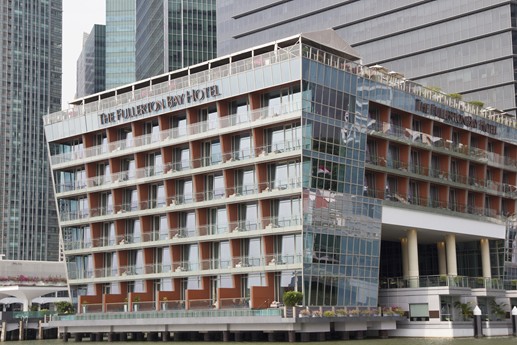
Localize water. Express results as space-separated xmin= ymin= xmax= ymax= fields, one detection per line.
xmin=15 ymin=338 xmax=517 ymax=345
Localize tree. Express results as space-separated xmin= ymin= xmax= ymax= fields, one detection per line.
xmin=55 ymin=301 xmax=75 ymax=315
xmin=283 ymin=291 xmax=303 ymax=307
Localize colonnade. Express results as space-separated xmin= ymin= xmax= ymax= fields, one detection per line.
xmin=400 ymin=229 xmax=491 ymax=286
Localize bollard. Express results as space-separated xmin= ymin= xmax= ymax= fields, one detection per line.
xmin=512 ymin=306 xmax=517 ymax=336
xmin=473 ymin=305 xmax=483 ymax=338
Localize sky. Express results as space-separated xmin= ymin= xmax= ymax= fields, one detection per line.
xmin=62 ymin=0 xmax=105 ymax=108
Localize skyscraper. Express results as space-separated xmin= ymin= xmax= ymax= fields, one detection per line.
xmin=0 ymin=0 xmax=61 ymax=260
xmin=76 ymin=24 xmax=106 ymax=99
xmin=135 ymin=0 xmax=217 ymax=81
xmin=106 ymin=0 xmax=136 ymax=90
xmin=217 ymin=0 xmax=517 ymax=116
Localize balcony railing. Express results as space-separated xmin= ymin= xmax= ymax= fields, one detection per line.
xmin=367 ymin=119 xmax=517 ymax=169
xmin=366 ymin=156 xmax=517 ymax=199
xmin=303 ymin=43 xmax=516 ymax=129
xmin=364 ymin=188 xmax=499 ymax=218
xmin=45 ymin=45 xmax=300 ymax=126
xmin=54 ymin=141 xmax=302 ymax=198
xmin=49 ymin=101 xmax=303 ymax=166
xmin=68 ymin=254 xmax=302 ymax=282
xmin=380 ymin=275 xmax=504 ymax=290
xmin=59 ymin=178 xmax=302 ymax=223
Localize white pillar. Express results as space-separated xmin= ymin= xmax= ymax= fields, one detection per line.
xmin=445 ymin=234 xmax=457 ymax=276
xmin=437 ymin=241 xmax=447 ymax=275
xmin=480 ymin=238 xmax=491 ymax=278
xmin=407 ymin=229 xmax=419 ymax=287
xmin=401 ymin=237 xmax=409 ymax=278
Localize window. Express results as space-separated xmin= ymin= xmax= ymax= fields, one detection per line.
xmin=206 ymin=174 xmax=224 ymax=200
xmin=269 ymin=161 xmax=300 ymax=190
xmin=237 ymin=203 xmax=258 ymax=231
xmin=232 ymin=134 xmax=253 ymax=160
xmin=268 ymin=124 xmax=301 ymax=153
xmin=229 ymin=98 xmax=249 ymax=124
xmin=203 ymin=139 xmax=222 ymax=166
xmin=199 ymin=106 xmax=218 ymax=130
xmin=272 ymin=198 xmax=301 ymax=227
xmin=209 ymin=207 xmax=228 ymax=234
xmin=235 ymin=169 xmax=256 ymax=195
xmin=176 ymin=179 xmax=192 ymax=204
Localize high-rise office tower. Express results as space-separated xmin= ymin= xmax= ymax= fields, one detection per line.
xmin=0 ymin=0 xmax=61 ymax=260
xmin=106 ymin=0 xmax=136 ymax=90
xmin=76 ymin=24 xmax=106 ymax=99
xmin=217 ymin=0 xmax=517 ymax=115
xmin=135 ymin=0 xmax=217 ymax=81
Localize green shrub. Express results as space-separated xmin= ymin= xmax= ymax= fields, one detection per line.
xmin=323 ymin=310 xmax=336 ymax=317
xmin=448 ymin=93 xmax=463 ymax=100
xmin=55 ymin=301 xmax=75 ymax=315
xmin=467 ymin=100 xmax=484 ymax=108
xmin=283 ymin=291 xmax=303 ymax=307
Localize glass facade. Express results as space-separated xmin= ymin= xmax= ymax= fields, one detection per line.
xmin=106 ymin=0 xmax=136 ymax=90
xmin=217 ymin=0 xmax=517 ymax=114
xmin=76 ymin=24 xmax=106 ymax=98
xmin=135 ymin=0 xmax=217 ymax=81
xmin=0 ymin=0 xmax=61 ymax=260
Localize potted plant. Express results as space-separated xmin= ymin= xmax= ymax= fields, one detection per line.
xmin=133 ymin=296 xmax=140 ymax=311
xmin=299 ymin=309 xmax=310 ymax=318
xmin=336 ymin=309 xmax=347 ymax=317
xmin=123 ymin=297 xmax=128 ymax=312
xmin=312 ymin=310 xmax=322 ymax=317
xmin=323 ymin=310 xmax=335 ymax=317
xmin=162 ymin=297 xmax=168 ymax=311
xmin=283 ymin=291 xmax=303 ymax=307
xmin=56 ymin=301 xmax=75 ymax=315
xmin=490 ymin=300 xmax=507 ymax=321
xmin=454 ymin=301 xmax=473 ymax=321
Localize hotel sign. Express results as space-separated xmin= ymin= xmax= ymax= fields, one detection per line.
xmin=415 ymin=99 xmax=497 ymax=135
xmin=99 ymin=85 xmax=221 ymax=125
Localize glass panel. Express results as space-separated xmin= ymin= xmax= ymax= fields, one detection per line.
xmin=180 ymin=149 xmax=190 ymax=170
xmin=220 ymin=241 xmax=231 ymax=269
xmin=248 ymin=238 xmax=261 ymax=266
xmin=211 ymin=141 xmax=222 ymax=164
xmin=159 ymin=216 xmax=168 ymax=240
xmin=216 ymin=208 xmax=227 ymax=234
xmin=157 ymin=185 xmax=165 ymax=206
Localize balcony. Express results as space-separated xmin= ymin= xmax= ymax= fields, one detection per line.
xmin=54 ymin=141 xmax=302 ymax=199
xmin=380 ymin=275 xmax=504 ymax=290
xmin=49 ymin=101 xmax=304 ymax=167
xmin=367 ymin=120 xmax=517 ymax=169
xmin=366 ymin=156 xmax=516 ymax=199
xmin=364 ymin=188 xmax=499 ymax=219
xmin=67 ymin=254 xmax=303 ymax=283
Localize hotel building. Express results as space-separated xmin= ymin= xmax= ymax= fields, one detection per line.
xmin=44 ymin=31 xmax=517 ymax=332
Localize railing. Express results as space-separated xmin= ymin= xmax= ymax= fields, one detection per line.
xmin=380 ymin=275 xmax=504 ymax=290
xmin=303 ymin=43 xmax=516 ymax=129
xmin=59 ymin=178 xmax=302 ymax=223
xmin=54 ymin=308 xmax=283 ymax=321
xmin=364 ymin=187 xmax=499 ymax=217
xmin=367 ymin=119 xmax=517 ymax=168
xmin=366 ymin=154 xmax=517 ymax=200
xmin=53 ymin=141 xmax=303 ymax=200
xmin=49 ymin=100 xmax=304 ymax=166
xmin=69 ymin=254 xmax=302 ymax=282
xmin=45 ymin=45 xmax=300 ymax=125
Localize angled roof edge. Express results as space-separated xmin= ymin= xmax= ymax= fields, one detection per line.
xmin=300 ymin=29 xmax=361 ymax=61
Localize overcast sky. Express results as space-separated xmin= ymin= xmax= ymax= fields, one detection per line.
xmin=62 ymin=1 xmax=105 ymax=108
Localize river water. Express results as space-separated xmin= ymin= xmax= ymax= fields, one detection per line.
xmin=15 ymin=337 xmax=517 ymax=345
